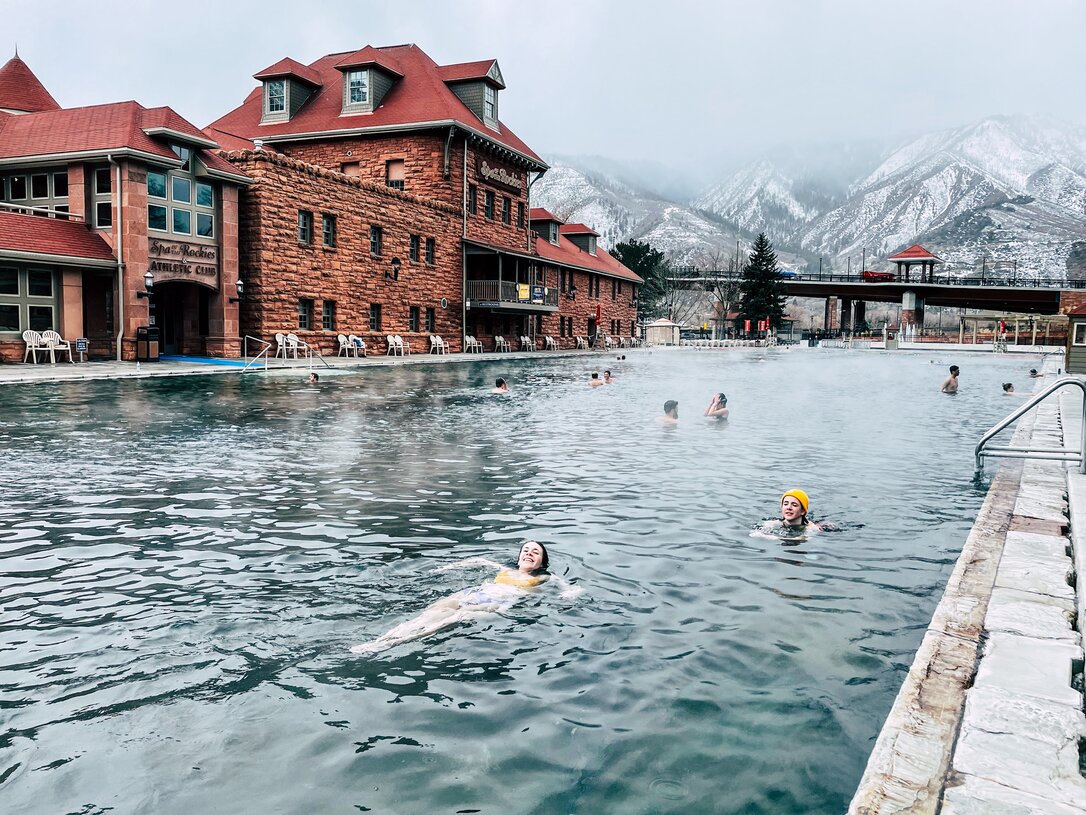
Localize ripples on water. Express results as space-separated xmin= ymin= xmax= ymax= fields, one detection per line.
xmin=0 ymin=349 xmax=1033 ymax=813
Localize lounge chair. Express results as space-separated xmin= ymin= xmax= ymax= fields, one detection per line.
xmin=494 ymin=335 xmax=510 ymax=352
xmin=385 ymin=335 xmax=402 ymax=356
xmin=349 ymin=334 xmax=367 ymax=356
xmin=337 ymin=333 xmax=357 ymax=357
xmin=22 ymin=329 xmax=46 ymax=363
xmin=41 ymin=330 xmax=74 ymax=364
xmin=429 ymin=335 xmax=449 ymax=354
xmin=544 ymin=336 xmax=558 ymax=351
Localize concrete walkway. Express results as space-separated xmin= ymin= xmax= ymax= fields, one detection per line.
xmin=0 ymin=348 xmax=611 ymax=386
xmin=849 ymin=361 xmax=1086 ymax=813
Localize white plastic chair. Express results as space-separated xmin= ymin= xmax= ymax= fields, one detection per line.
xmin=22 ymin=329 xmax=46 ymax=363
xmin=274 ymin=332 xmax=287 ymax=359
xmin=544 ymin=336 xmax=558 ymax=351
xmin=575 ymin=336 xmax=589 ymax=350
xmin=429 ymin=335 xmax=449 ymax=354
xmin=348 ymin=334 xmax=367 ymax=357
xmin=464 ymin=335 xmax=481 ymax=353
xmin=337 ymin=333 xmax=356 ymax=357
xmin=396 ymin=335 xmax=412 ymax=355
xmin=286 ymin=333 xmax=309 ymax=359
xmin=385 ymin=335 xmax=401 ymax=356
xmin=41 ymin=330 xmax=73 ymax=364
xmin=494 ymin=335 xmax=510 ymax=352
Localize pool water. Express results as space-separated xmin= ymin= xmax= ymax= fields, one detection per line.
xmin=0 ymin=348 xmax=1039 ymax=814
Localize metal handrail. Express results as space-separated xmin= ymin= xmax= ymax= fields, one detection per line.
xmin=975 ymin=376 xmax=1086 ymax=473
xmin=242 ymin=335 xmax=271 ymax=371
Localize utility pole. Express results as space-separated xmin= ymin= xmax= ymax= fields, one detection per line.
xmin=818 ymin=257 xmax=823 ymax=281
xmin=847 ymin=256 xmax=851 ymax=278
xmin=861 ymin=247 xmax=866 ymax=275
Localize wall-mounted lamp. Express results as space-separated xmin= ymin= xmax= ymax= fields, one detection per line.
xmin=386 ymin=257 xmax=401 ymax=281
xmin=136 ymin=270 xmax=154 ymax=298
xmin=229 ymin=278 xmax=244 ymax=304
xmin=568 ymin=285 xmax=577 ymax=300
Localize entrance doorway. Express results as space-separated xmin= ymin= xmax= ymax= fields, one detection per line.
xmin=153 ymin=281 xmax=210 ymax=356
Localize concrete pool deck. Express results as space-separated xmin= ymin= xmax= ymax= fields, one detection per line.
xmin=849 ymin=358 xmax=1086 ymax=814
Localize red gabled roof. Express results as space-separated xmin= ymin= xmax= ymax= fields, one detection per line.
xmin=437 ymin=60 xmax=504 ymax=89
xmin=534 ymin=234 xmax=643 ymax=285
xmin=0 ymin=55 xmax=60 ymax=113
xmin=0 ymin=211 xmax=115 ymax=262
xmin=208 ymin=44 xmax=543 ymax=167
xmin=560 ymin=223 xmax=599 ymax=237
xmin=0 ymin=101 xmax=248 ymax=182
xmin=335 ymin=47 xmax=403 ymax=78
xmin=254 ymin=58 xmax=323 ymax=88
xmin=529 ymin=207 xmax=560 ymax=223
xmin=888 ymin=243 xmax=941 ymax=261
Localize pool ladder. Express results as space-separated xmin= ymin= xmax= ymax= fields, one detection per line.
xmin=975 ymin=376 xmax=1086 ymax=474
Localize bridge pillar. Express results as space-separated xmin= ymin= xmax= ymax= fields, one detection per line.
xmin=853 ymin=301 xmax=866 ymax=331
xmin=840 ymin=297 xmax=853 ymax=332
xmin=824 ymin=297 xmax=838 ymax=331
xmin=901 ymin=290 xmax=925 ymax=328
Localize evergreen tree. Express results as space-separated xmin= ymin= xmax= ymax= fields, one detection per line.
xmin=737 ymin=233 xmax=786 ymax=331
xmin=612 ymin=238 xmax=670 ymax=321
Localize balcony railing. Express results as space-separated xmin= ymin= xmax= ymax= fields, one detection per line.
xmin=467 ymin=280 xmax=559 ymax=307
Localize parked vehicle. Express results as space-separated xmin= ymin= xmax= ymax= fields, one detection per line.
xmin=778 ymin=270 xmax=800 ymax=279
xmin=862 ymin=270 xmax=895 ymax=283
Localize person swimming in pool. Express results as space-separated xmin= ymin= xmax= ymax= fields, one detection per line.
xmin=753 ymin=489 xmax=837 ymax=540
xmin=350 ymin=541 xmax=579 ymax=653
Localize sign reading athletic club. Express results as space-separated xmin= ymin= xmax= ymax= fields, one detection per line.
xmin=147 ymin=238 xmax=220 ymax=289
xmin=476 ymin=157 xmax=523 ymax=193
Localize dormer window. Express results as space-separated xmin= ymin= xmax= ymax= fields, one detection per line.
xmin=549 ymin=223 xmax=558 ymax=244
xmin=348 ymin=70 xmax=368 ymax=105
xmin=266 ymin=80 xmax=286 ymax=114
xmin=588 ymin=236 xmax=597 ymax=256
xmin=484 ymin=85 xmax=497 ymax=122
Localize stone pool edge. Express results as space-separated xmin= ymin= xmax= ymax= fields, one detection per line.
xmin=849 ymin=363 xmax=1086 ymax=814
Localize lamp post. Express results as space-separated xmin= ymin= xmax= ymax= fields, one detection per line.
xmin=229 ymin=278 xmax=244 ymax=304
xmin=136 ymin=270 xmax=154 ymax=299
xmin=386 ymin=257 xmax=402 ymax=281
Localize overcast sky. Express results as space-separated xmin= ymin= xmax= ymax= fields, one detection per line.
xmin=5 ymin=0 xmax=1085 ymax=176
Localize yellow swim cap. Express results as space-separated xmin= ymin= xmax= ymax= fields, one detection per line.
xmin=782 ymin=489 xmax=809 ymax=514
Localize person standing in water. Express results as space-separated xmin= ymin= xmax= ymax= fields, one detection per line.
xmin=657 ymin=400 xmax=679 ymax=425
xmin=704 ymin=393 xmax=729 ymax=419
xmin=492 ymin=377 xmax=509 ymax=393
xmin=351 ymin=541 xmax=577 ymax=653
xmin=941 ymin=365 xmax=960 ymax=394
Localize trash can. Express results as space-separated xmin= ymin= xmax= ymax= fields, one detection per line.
xmin=136 ymin=326 xmax=160 ymax=362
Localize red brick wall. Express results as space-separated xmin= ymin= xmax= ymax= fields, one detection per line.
xmin=225 ymin=149 xmax=465 ymax=355
xmin=463 ymin=141 xmax=533 ymax=254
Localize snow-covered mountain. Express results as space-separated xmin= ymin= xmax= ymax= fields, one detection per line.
xmin=534 ymin=116 xmax=1086 ymax=280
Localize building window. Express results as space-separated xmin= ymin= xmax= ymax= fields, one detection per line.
xmin=171 ymin=144 xmax=191 ymax=172
xmin=1075 ymin=323 xmax=1086 ymax=346
xmin=148 ymin=171 xmax=167 ymax=199
xmin=172 ymin=176 xmax=191 ymax=204
xmin=266 ymin=79 xmax=285 ymax=113
xmin=149 ymin=204 xmax=168 ymax=231
xmin=323 ymin=301 xmax=336 ymax=331
xmin=517 ymin=202 xmax=525 ymax=228
xmin=484 ymin=84 xmax=497 ymax=121
xmin=298 ymin=211 xmax=313 ymax=244
xmin=322 ymin=214 xmax=337 ymax=248
xmin=148 ymin=159 xmax=214 ymax=239
xmin=8 ymin=175 xmax=26 ymax=200
xmin=370 ymin=225 xmax=383 ymax=257
xmin=96 ymin=201 xmax=113 ymax=228
xmin=548 ymin=223 xmax=558 ymax=244
xmin=347 ymin=70 xmax=368 ymax=104
xmin=484 ymin=190 xmax=494 ymax=220
xmin=468 ymin=184 xmax=477 ymax=215
xmin=369 ymin=303 xmax=382 ymax=332
xmin=408 ymin=306 xmax=420 ymax=333
xmin=31 ymin=174 xmax=48 ymax=199
xmin=2 ymin=170 xmax=69 ymax=218
xmin=611 ymin=279 xmax=617 ymax=300
xmin=95 ymin=168 xmax=112 ymax=195
xmin=298 ymin=298 xmax=313 ymax=330
xmin=409 ymin=235 xmax=420 ymax=262
xmin=425 ymin=307 xmax=435 ymax=333
xmin=341 ymin=162 xmax=360 ymax=177
xmin=386 ymin=160 xmax=405 ymax=191
xmin=173 ymin=208 xmax=191 ymax=235
xmin=502 ymin=196 xmax=511 ymax=225
xmin=0 ymin=267 xmax=58 ymax=335
xmin=425 ymin=238 xmax=435 ymax=265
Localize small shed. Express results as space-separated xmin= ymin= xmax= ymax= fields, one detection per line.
xmin=645 ymin=318 xmax=680 ymax=346
xmin=1067 ymin=304 xmax=1086 ymax=374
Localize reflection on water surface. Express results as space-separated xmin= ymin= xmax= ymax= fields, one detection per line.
xmin=0 ymin=349 xmax=1032 ymax=813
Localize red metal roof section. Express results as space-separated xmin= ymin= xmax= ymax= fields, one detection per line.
xmin=208 ymin=44 xmax=542 ymax=166
xmin=0 ymin=55 xmax=60 ymax=113
xmin=888 ymin=243 xmax=941 ymax=261
xmin=334 ymin=47 xmax=404 ymax=77
xmin=254 ymin=57 xmax=323 ymax=87
xmin=533 ymin=235 xmax=643 ymax=284
xmin=437 ymin=60 xmax=504 ymax=89
xmin=560 ymin=223 xmax=599 ymax=236
xmin=0 ymin=211 xmax=115 ymax=261
xmin=529 ymin=207 xmax=560 ymax=223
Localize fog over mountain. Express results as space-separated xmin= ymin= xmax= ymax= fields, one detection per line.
xmin=534 ymin=115 xmax=1086 ymax=280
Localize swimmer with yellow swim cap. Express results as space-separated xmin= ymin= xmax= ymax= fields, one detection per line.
xmin=753 ymin=489 xmax=837 ymax=540
xmin=351 ymin=541 xmax=579 ymax=654
xmin=780 ymin=489 xmax=809 ymax=527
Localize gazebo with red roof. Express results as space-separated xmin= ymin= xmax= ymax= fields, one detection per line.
xmin=887 ymin=244 xmax=942 ymax=283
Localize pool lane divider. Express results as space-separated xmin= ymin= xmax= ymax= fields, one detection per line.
xmin=849 ymin=363 xmax=1086 ymax=813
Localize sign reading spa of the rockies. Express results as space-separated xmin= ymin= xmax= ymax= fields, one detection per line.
xmin=147 ymin=238 xmax=220 ymax=289
xmin=475 ymin=157 xmax=523 ymax=193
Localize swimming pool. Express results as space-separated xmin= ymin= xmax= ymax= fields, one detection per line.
xmin=0 ymin=348 xmax=1040 ymax=813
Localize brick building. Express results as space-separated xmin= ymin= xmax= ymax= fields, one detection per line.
xmin=0 ymin=53 xmax=249 ymax=362
xmin=207 ymin=43 xmax=641 ymax=354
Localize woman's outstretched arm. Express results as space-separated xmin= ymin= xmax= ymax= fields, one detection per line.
xmin=435 ymin=557 xmax=503 ymax=573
